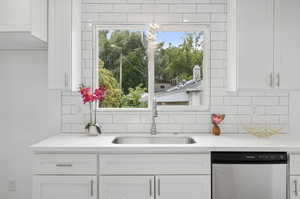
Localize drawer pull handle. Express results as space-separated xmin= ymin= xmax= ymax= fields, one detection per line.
xmin=90 ymin=180 xmax=94 ymax=196
xmin=276 ymin=73 xmax=280 ymax=88
xmin=149 ymin=179 xmax=152 ymax=197
xmin=55 ymin=163 xmax=73 ymax=167
xmin=158 ymin=178 xmax=161 ymax=196
xmin=294 ymin=180 xmax=298 ymax=196
xmin=269 ymin=73 xmax=274 ymax=87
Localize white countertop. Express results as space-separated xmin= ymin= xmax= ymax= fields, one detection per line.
xmin=31 ymin=134 xmax=300 ymax=153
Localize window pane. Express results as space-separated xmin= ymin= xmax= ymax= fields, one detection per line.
xmin=154 ymin=31 xmax=205 ymax=106
xmin=98 ymin=30 xmax=148 ymax=108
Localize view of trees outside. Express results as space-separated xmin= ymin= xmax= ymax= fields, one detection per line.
xmin=98 ymin=29 xmax=204 ymax=108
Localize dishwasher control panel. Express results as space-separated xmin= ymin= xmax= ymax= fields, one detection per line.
xmin=211 ymin=152 xmax=287 ymax=164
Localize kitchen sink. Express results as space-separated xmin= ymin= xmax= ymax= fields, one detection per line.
xmin=112 ymin=136 xmax=196 ymax=144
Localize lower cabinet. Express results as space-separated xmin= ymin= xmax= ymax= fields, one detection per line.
xmin=100 ymin=176 xmax=155 ymax=199
xmin=156 ymin=175 xmax=210 ymax=199
xmin=33 ymin=176 xmax=97 ymax=199
xmin=99 ymin=175 xmax=210 ymax=199
xmin=290 ymin=176 xmax=300 ymax=199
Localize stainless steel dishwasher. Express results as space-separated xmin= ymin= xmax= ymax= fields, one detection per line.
xmin=212 ymin=152 xmax=288 ymax=199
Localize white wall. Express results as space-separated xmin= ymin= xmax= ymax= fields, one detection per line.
xmin=61 ymin=0 xmax=290 ymax=134
xmin=0 ymin=50 xmax=61 ymax=199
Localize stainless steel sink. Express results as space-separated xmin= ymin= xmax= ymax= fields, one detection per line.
xmin=112 ymin=136 xmax=196 ymax=144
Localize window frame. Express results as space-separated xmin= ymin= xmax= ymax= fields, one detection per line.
xmin=93 ymin=24 xmax=211 ymax=113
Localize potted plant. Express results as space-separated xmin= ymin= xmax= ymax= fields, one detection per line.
xmin=79 ymin=85 xmax=107 ymax=136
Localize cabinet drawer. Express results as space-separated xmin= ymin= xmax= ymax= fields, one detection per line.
xmin=99 ymin=154 xmax=210 ymax=175
xmin=290 ymin=154 xmax=300 ymax=175
xmin=33 ymin=154 xmax=97 ymax=175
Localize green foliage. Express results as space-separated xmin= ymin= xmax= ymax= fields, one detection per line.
xmin=155 ymin=33 xmax=203 ymax=83
xmin=98 ymin=30 xmax=148 ymax=94
xmin=99 ymin=60 xmax=123 ymax=108
xmin=121 ymin=84 xmax=147 ymax=108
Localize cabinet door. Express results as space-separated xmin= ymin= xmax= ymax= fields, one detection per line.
xmin=156 ymin=175 xmax=210 ymax=199
xmin=237 ymin=0 xmax=274 ymax=89
xmin=274 ymin=0 xmax=300 ymax=90
xmin=33 ymin=176 xmax=97 ymax=199
xmin=290 ymin=176 xmax=300 ymax=199
xmin=48 ymin=0 xmax=81 ymax=91
xmin=100 ymin=176 xmax=154 ymax=199
xmin=0 ymin=0 xmax=31 ymax=31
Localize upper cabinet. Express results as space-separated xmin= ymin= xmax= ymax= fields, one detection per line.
xmin=274 ymin=0 xmax=300 ymax=90
xmin=0 ymin=0 xmax=47 ymax=49
xmin=48 ymin=0 xmax=81 ymax=91
xmin=228 ymin=0 xmax=300 ymax=91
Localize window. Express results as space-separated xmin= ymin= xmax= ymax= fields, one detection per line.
xmin=95 ymin=24 xmax=210 ymax=111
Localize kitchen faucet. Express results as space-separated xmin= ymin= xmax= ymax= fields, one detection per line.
xmin=150 ymin=97 xmax=158 ymax=135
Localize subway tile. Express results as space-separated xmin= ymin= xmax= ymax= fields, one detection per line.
xmin=210 ymin=23 xmax=226 ymax=31
xmin=211 ymin=69 xmax=225 ymax=78
xmin=211 ymin=96 xmax=224 ymax=105
xmin=62 ymin=105 xmax=72 ymax=114
xmin=211 ymin=31 xmax=226 ymax=41
xmin=211 ymin=13 xmax=227 ymax=22
xmin=169 ymin=4 xmax=196 ymax=13
xmin=113 ymin=4 xmax=142 ymax=13
xmin=265 ymin=106 xmax=289 ymax=115
xmin=128 ymin=124 xmax=151 ymax=133
xmin=211 ymin=105 xmax=238 ymax=114
xmin=99 ymin=13 xmax=128 ymax=23
xmin=82 ymin=0 xmax=127 ymax=3
xmin=183 ymin=124 xmax=210 ymax=133
xmin=253 ymin=97 xmax=279 ymax=106
xmin=101 ymin=124 xmax=128 ymax=133
xmin=128 ymin=14 xmax=154 ymax=22
xmin=142 ymin=4 xmax=169 ymax=13
xmin=169 ymin=114 xmax=198 ymax=124
xmin=182 ymin=13 xmax=210 ymax=22
xmin=211 ymin=41 xmax=226 ymax=50
xmin=223 ymin=97 xmax=251 ymax=106
xmin=82 ymin=4 xmax=113 ymax=13
xmin=211 ymin=59 xmax=226 ymax=69
xmin=156 ymin=124 xmax=183 ymax=133
xmin=280 ymin=97 xmax=289 ymax=105
xmin=113 ymin=113 xmax=140 ymax=123
xmin=155 ymin=14 xmax=182 ymax=23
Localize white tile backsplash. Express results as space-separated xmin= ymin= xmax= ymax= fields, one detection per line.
xmin=60 ymin=0 xmax=290 ymax=134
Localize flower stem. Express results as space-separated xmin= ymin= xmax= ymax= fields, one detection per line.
xmin=89 ymin=102 xmax=93 ymax=124
xmin=94 ymin=101 xmax=97 ymax=124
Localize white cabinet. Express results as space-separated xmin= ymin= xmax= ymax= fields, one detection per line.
xmin=237 ymin=0 xmax=274 ymax=90
xmin=274 ymin=0 xmax=300 ymax=90
xmin=100 ymin=176 xmax=155 ymax=199
xmin=228 ymin=0 xmax=300 ymax=91
xmin=48 ymin=0 xmax=81 ymax=91
xmin=156 ymin=175 xmax=210 ymax=199
xmin=0 ymin=0 xmax=47 ymax=49
xmin=98 ymin=154 xmax=211 ymax=199
xmin=99 ymin=175 xmax=210 ymax=199
xmin=33 ymin=176 xmax=97 ymax=199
